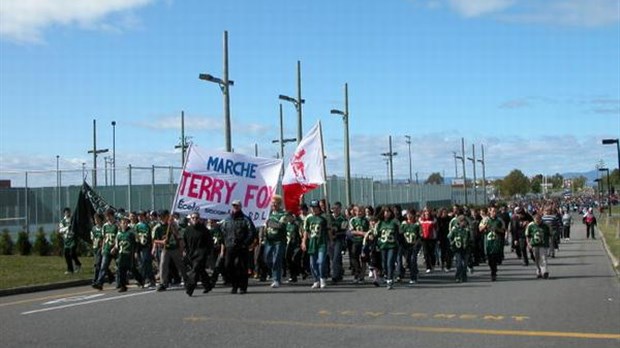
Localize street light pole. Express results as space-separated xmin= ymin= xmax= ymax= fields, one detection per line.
xmin=467 ymin=144 xmax=477 ymax=206
xmin=602 ymin=138 xmax=620 ymax=172
xmin=56 ymin=155 xmax=60 ymax=222
xmin=381 ymin=136 xmax=398 ymax=185
xmin=199 ymin=31 xmax=235 ymax=152
xmin=330 ymin=83 xmax=351 ymax=207
xmin=599 ymin=168 xmax=612 ymax=217
xmin=279 ymin=61 xmax=305 ymax=145
xmin=111 ymin=120 xmax=116 ymax=186
xmin=88 ymin=119 xmax=109 ymax=187
xmin=405 ymin=135 xmax=412 ymax=184
xmin=455 ymin=138 xmax=468 ymax=205
xmin=477 ymin=144 xmax=487 ymax=205
xmin=271 ymin=104 xmax=296 ymax=161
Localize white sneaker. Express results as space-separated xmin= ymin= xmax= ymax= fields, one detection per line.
xmin=386 ymin=280 xmax=393 ymax=290
xmin=425 ymin=269 xmax=431 ymax=274
xmin=320 ymin=278 xmax=327 ymax=289
xmin=311 ymin=282 xmax=320 ymax=289
xmin=409 ymin=280 xmax=416 ymax=285
xmin=271 ymin=281 xmax=280 ymax=288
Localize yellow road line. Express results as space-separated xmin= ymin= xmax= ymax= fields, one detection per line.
xmin=184 ymin=316 xmax=620 ymax=340
xmin=0 ymin=289 xmax=98 ymax=308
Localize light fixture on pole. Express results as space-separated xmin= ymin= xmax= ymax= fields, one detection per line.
xmin=467 ymin=144 xmax=477 ymax=206
xmin=330 ymin=83 xmax=351 ymax=206
xmin=602 ymin=138 xmax=620 ymax=172
xmin=87 ymin=119 xmax=108 ymax=187
xmin=279 ymin=60 xmax=305 ymax=145
xmin=381 ymin=135 xmax=398 ymax=185
xmin=198 ymin=31 xmax=234 ymax=152
xmin=477 ymin=144 xmax=487 ymax=205
xmin=405 ymin=135 xmax=413 ymax=184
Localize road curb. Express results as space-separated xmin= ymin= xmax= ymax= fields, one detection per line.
xmin=0 ymin=280 xmax=91 ymax=297
xmin=597 ymin=225 xmax=620 ymax=277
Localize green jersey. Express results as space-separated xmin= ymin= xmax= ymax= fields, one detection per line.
xmin=377 ymin=219 xmax=399 ymax=250
xmin=448 ymin=225 xmax=470 ymax=251
xmin=331 ymin=214 xmax=349 ymax=239
xmin=349 ymin=217 xmax=369 ymax=243
xmin=115 ymin=228 xmax=135 ymax=267
xmin=286 ymin=218 xmax=301 ymax=247
xmin=265 ymin=210 xmax=288 ymax=244
xmin=102 ymin=222 xmax=118 ymax=256
xmin=304 ymin=214 xmax=328 ymax=255
xmin=525 ymin=222 xmax=550 ymax=248
xmin=90 ymin=224 xmax=103 ymax=253
xmin=59 ymin=216 xmax=75 ymax=249
xmin=484 ymin=230 xmax=503 ymax=255
xmin=135 ymin=221 xmax=151 ymax=248
xmin=400 ymin=221 xmax=420 ymax=247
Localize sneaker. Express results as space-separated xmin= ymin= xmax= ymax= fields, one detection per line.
xmin=444 ymin=268 xmax=450 ymax=273
xmin=491 ymin=274 xmax=497 ymax=281
xmin=118 ymin=286 xmax=128 ymax=293
xmin=271 ymin=281 xmax=280 ymax=288
xmin=311 ymin=282 xmax=320 ymax=289
xmin=441 ymin=267 xmax=447 ymax=273
xmin=543 ymin=273 xmax=549 ymax=279
xmin=352 ymin=278 xmax=360 ymax=284
xmin=231 ymin=288 xmax=238 ymax=294
xmin=537 ymin=274 xmax=543 ymax=279
xmin=372 ymin=280 xmax=380 ymax=287
xmin=386 ymin=280 xmax=393 ymax=290
xmin=75 ymin=266 xmax=81 ymax=273
xmin=92 ymin=283 xmax=103 ymax=290
xmin=409 ymin=279 xmax=417 ymax=285
xmin=286 ymin=277 xmax=297 ymax=283
xmin=156 ymin=284 xmax=167 ymax=292
xmin=64 ymin=271 xmax=73 ymax=275
xmin=425 ymin=269 xmax=431 ymax=274
xmin=320 ymin=278 xmax=327 ymax=289
xmin=239 ymin=289 xmax=247 ymax=294
xmin=396 ymin=277 xmax=402 ymax=283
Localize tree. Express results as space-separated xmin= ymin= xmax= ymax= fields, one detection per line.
xmin=571 ymin=176 xmax=587 ymax=191
xmin=548 ymin=173 xmax=564 ymax=190
xmin=530 ymin=174 xmax=543 ymax=194
xmin=425 ymin=172 xmax=444 ymax=185
xmin=500 ymin=169 xmax=530 ymax=197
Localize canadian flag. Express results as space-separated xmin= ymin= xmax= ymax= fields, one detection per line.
xmin=282 ymin=122 xmax=326 ymax=214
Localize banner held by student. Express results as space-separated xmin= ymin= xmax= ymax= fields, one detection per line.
xmin=172 ymin=144 xmax=282 ymax=227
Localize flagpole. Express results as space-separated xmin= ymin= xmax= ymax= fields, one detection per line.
xmin=318 ymin=121 xmax=329 ymax=202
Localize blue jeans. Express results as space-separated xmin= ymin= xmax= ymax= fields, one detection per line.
xmin=381 ymin=248 xmax=397 ymax=281
xmin=139 ymin=247 xmax=154 ymax=285
xmin=454 ymin=249 xmax=468 ymax=281
xmin=309 ymin=248 xmax=327 ymax=282
xmin=95 ymin=253 xmax=113 ymax=286
xmin=401 ymin=244 xmax=421 ymax=281
xmin=264 ymin=241 xmax=285 ymax=283
xmin=330 ymin=237 xmax=345 ymax=280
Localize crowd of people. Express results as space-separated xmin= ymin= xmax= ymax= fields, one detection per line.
xmin=56 ymin=195 xmax=601 ymax=296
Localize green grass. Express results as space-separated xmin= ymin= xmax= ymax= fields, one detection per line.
xmin=598 ymin=212 xmax=620 ymax=272
xmin=0 ymin=255 xmax=94 ymax=290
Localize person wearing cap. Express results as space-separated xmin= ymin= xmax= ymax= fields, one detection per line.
xmin=114 ymin=215 xmax=136 ymax=292
xmin=302 ymin=200 xmax=330 ymax=289
xmin=264 ymin=195 xmax=287 ymax=288
xmin=220 ymin=200 xmax=257 ymax=294
xmin=183 ymin=213 xmax=213 ymax=296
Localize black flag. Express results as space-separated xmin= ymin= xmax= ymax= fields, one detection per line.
xmin=70 ymin=181 xmax=116 ymax=243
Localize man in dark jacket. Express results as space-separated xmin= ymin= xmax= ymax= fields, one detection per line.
xmin=220 ymin=200 xmax=257 ymax=294
xmin=183 ymin=213 xmax=213 ymax=296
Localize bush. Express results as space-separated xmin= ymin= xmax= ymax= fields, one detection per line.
xmin=49 ymin=231 xmax=63 ymax=256
xmin=0 ymin=230 xmax=14 ymax=255
xmin=32 ymin=228 xmax=51 ymax=256
xmin=16 ymin=231 xmax=32 ymax=256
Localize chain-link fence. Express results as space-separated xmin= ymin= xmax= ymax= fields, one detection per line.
xmin=1 ymin=166 xmax=486 ymax=234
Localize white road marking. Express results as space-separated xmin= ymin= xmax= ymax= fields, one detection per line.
xmin=43 ymin=294 xmax=105 ymax=305
xmin=22 ymin=290 xmax=155 ymax=315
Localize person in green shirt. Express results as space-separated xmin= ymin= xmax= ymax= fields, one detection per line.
xmin=526 ymin=212 xmax=551 ymax=279
xmin=480 ymin=206 xmax=505 ymax=281
xmin=284 ymin=213 xmax=302 ymax=283
xmin=135 ymin=211 xmax=155 ymax=288
xmin=329 ymin=201 xmax=348 ymax=283
xmin=59 ymin=207 xmax=81 ymax=274
xmin=448 ymin=214 xmax=471 ymax=283
xmin=399 ymin=209 xmax=421 ymax=284
xmin=348 ymin=205 xmax=369 ymax=283
xmin=264 ymin=195 xmax=288 ymax=288
xmin=377 ymin=206 xmax=400 ymax=290
xmin=90 ymin=213 xmax=104 ymax=285
xmin=93 ymin=209 xmax=118 ymax=290
xmin=302 ymin=200 xmax=330 ymax=289
xmin=114 ymin=215 xmax=136 ymax=292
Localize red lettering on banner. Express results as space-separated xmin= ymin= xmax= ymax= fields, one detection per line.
xmin=179 ymin=171 xmax=238 ymax=204
xmin=244 ymin=185 xmax=276 ymax=209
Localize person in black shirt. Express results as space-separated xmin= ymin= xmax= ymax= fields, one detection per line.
xmin=183 ymin=213 xmax=213 ymax=296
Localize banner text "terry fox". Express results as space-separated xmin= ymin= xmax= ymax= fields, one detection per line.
xmin=179 ymin=171 xmax=237 ymax=204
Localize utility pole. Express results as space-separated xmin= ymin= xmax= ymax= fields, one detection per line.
xmin=381 ymin=135 xmax=398 ymax=185
xmin=478 ymin=144 xmax=487 ymax=205
xmin=87 ymin=119 xmax=108 ymax=187
xmin=467 ymin=144 xmax=477 ymax=206
xmin=175 ymin=111 xmax=190 ymax=166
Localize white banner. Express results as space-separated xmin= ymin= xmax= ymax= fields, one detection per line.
xmin=172 ymin=145 xmax=282 ymax=227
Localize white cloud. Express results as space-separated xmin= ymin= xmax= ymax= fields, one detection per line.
xmin=422 ymin=0 xmax=619 ymax=27
xmin=448 ymin=0 xmax=515 ymax=17
xmin=133 ymin=114 xmax=271 ymax=136
xmin=0 ymin=0 xmax=154 ymax=43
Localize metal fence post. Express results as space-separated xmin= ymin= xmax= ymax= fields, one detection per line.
xmin=151 ymin=165 xmax=155 ymax=211
xmin=128 ymin=164 xmax=132 ymax=212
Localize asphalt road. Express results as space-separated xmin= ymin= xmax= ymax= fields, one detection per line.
xmin=1 ymin=219 xmax=619 ymax=348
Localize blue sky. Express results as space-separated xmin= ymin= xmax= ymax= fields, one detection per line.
xmin=1 ymin=0 xmax=619 ymax=187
